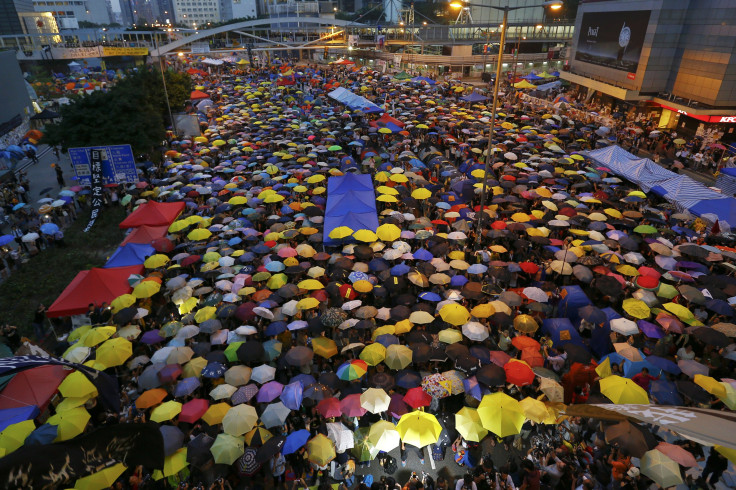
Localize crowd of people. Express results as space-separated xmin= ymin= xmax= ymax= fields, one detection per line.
xmin=8 ymin=59 xmax=736 ymax=490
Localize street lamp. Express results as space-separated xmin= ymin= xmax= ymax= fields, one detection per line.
xmin=449 ymin=1 xmax=562 ymax=248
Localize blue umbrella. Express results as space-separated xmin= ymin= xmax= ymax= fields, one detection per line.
xmin=24 ymin=423 xmax=57 ymax=445
xmin=376 ymin=334 xmax=399 ymax=347
xmin=283 ymin=429 xmax=310 ymax=455
xmin=650 ymin=379 xmax=683 ymax=405
xmin=348 ymin=271 xmax=369 ymax=283
xmin=467 ymin=264 xmax=488 ymax=274
xmin=413 ymin=248 xmax=433 ymax=261
xmin=644 ymin=355 xmax=681 ymax=375
xmin=265 ymin=321 xmax=287 ymax=336
xmin=0 ymin=235 xmax=14 ymax=246
xmin=290 ymin=373 xmax=316 ymax=387
xmin=280 ymin=381 xmax=303 ymax=410
xmin=395 ymin=370 xmax=422 ymax=389
xmin=12 ymin=203 xmax=26 ymax=211
xmin=450 ymin=275 xmax=468 ymax=287
xmin=174 ymin=377 xmax=201 ymax=398
xmin=201 ymin=362 xmax=227 ymax=379
xmin=390 ymin=263 xmax=411 ymax=276
xmin=418 ymin=291 xmax=441 ymax=302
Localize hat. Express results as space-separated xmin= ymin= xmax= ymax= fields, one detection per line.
xmin=627 ymin=467 xmax=640 ymax=478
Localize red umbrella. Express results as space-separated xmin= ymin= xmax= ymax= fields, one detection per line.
xmin=491 ymin=221 xmax=507 ymax=230
xmin=316 ymin=397 xmax=342 ymax=418
xmin=339 ymin=284 xmax=358 ymax=300
xmin=519 ymin=261 xmax=539 ymax=274
xmin=181 ymin=255 xmax=202 ymax=267
xmin=503 ymin=360 xmax=535 ymax=386
xmin=637 ymin=266 xmax=660 ymax=279
xmin=488 ymin=350 xmax=512 ymax=367
xmin=521 ymin=348 xmax=544 ymax=368
xmin=403 ymin=387 xmax=432 ymax=409
xmin=339 ymin=394 xmax=366 ymax=417
xmin=636 ymin=275 xmax=659 ymax=289
xmin=152 ymin=237 xmax=175 ymax=253
xmin=179 ymin=398 xmax=209 ymax=424
xmin=655 ymin=442 xmax=698 ymax=467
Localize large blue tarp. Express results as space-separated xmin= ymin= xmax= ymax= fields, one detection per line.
xmin=542 ymin=318 xmax=584 ymax=347
xmin=323 ymin=173 xmax=379 ymax=245
xmin=104 ymin=243 xmax=155 ymax=268
xmin=460 ymin=92 xmax=488 ymax=102
xmin=557 ymin=286 xmax=591 ymax=325
xmin=585 ymin=145 xmax=736 ymax=228
xmin=327 ymin=87 xmax=383 ymax=113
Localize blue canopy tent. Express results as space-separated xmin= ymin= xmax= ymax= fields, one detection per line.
xmin=715 ymin=167 xmax=736 ymax=195
xmin=557 ymin=286 xmax=591 ymax=325
xmin=410 ymin=76 xmax=436 ymax=85
xmin=323 ymin=173 xmax=379 ymax=245
xmin=460 ymin=92 xmax=488 ymax=102
xmin=327 ymin=87 xmax=383 ymax=113
xmin=524 ymin=73 xmax=544 ymax=81
xmin=104 ymin=243 xmax=156 ymax=268
xmin=542 ymin=318 xmax=583 ymax=347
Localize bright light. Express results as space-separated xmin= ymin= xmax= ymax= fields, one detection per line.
xmin=449 ymin=2 xmax=464 ymax=9
xmin=536 ymin=24 xmax=543 ymax=29
xmin=177 ymin=52 xmax=184 ymax=56
xmin=545 ymin=1 xmax=563 ymax=9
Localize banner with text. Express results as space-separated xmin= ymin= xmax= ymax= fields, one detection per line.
xmin=102 ymin=46 xmax=149 ymax=56
xmin=84 ymin=148 xmax=104 ymax=233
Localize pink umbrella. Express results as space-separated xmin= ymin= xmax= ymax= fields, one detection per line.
xmin=179 ymin=398 xmax=209 ymax=424
xmin=339 ymin=393 xmax=366 ymax=417
xmin=489 ymin=350 xmax=512 ymax=367
xmin=277 ymin=247 xmax=298 ymax=258
xmin=655 ymin=442 xmax=698 ymax=467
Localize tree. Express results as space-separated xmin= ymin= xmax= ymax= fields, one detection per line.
xmin=43 ymin=69 xmax=190 ymax=154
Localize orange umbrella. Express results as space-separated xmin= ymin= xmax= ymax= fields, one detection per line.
xmin=511 ymin=336 xmax=540 ymax=351
xmin=503 ymin=360 xmax=535 ymax=386
xmin=136 ymin=388 xmax=168 ymax=409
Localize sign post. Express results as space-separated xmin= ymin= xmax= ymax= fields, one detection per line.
xmin=83 ymin=148 xmax=104 ymax=232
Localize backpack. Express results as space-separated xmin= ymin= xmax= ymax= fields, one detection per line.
xmin=383 ymin=455 xmax=397 ymax=475
xmin=432 ymin=444 xmax=445 ymax=462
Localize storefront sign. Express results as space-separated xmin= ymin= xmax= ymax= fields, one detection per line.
xmin=627 ymin=72 xmax=636 ymax=80
xmin=84 ymin=148 xmax=104 ymax=233
xmin=102 ymin=46 xmax=149 ymax=56
xmin=50 ymin=46 xmax=102 ymax=59
xmin=574 ymin=10 xmax=651 ymax=72
xmin=655 ymin=102 xmax=736 ymax=124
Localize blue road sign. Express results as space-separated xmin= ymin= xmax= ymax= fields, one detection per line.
xmin=70 ymin=145 xmax=139 ymax=186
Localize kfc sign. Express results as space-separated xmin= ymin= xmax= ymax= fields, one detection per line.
xmin=718 ymin=116 xmax=736 ymax=123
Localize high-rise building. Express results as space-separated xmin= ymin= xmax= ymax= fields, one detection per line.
xmin=0 ymin=0 xmax=33 ymax=35
xmin=220 ymin=0 xmax=256 ymax=22
xmin=118 ymin=0 xmax=136 ymax=26
xmin=32 ymin=0 xmax=112 ymax=28
xmin=172 ymin=0 xmax=221 ymax=28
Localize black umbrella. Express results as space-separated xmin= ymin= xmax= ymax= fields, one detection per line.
xmin=562 ymin=343 xmax=592 ymax=364
xmin=476 ymin=364 xmax=506 ymax=386
xmin=187 ymin=433 xmax=215 ymax=468
xmin=255 ymin=435 xmax=286 ymax=464
xmin=237 ymin=448 xmax=262 ymax=476
xmin=445 ymin=343 xmax=470 ymax=361
xmin=675 ymin=380 xmax=712 ymax=404
xmin=369 ymin=372 xmax=395 ymax=390
xmin=160 ymin=425 xmax=185 ymax=457
xmin=690 ymin=326 xmax=730 ymax=348
xmin=410 ymin=343 xmax=432 ymax=363
xmin=237 ymin=341 xmax=265 ymax=363
xmin=113 ymin=307 xmax=137 ymax=325
xmin=605 ymin=421 xmax=657 ymax=458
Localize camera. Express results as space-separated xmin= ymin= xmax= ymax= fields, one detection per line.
xmin=411 ymin=472 xmax=419 ymax=480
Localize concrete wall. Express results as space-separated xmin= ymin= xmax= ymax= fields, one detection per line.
xmin=0 ymin=50 xmax=33 ymax=140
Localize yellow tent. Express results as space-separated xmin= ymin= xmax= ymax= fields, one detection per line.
xmin=513 ymin=80 xmax=537 ymax=89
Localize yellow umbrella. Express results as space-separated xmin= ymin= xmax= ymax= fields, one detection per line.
xmin=718 ymin=382 xmax=736 ymax=410
xmin=663 ymin=302 xmax=694 ymax=321
xmin=183 ymin=356 xmax=208 ymax=378
xmin=74 ymin=462 xmax=127 ymax=490
xmin=133 ymin=280 xmax=161 ymax=299
xmin=353 ymin=229 xmax=378 ymax=242
xmin=297 ymin=279 xmax=324 ymax=290
xmin=455 ymin=407 xmax=487 ymax=442
xmin=312 ymin=337 xmax=338 ymax=358
xmin=359 ymin=343 xmax=386 ymax=366
xmin=595 ymin=357 xmax=612 ymax=379
xmin=0 ymin=420 xmax=34 ymax=453
xmin=110 ymin=293 xmax=136 ymax=313
xmin=96 ymin=337 xmax=132 ymax=367
xmin=307 ymin=174 xmax=325 ymax=184
xmin=202 ymin=402 xmax=231 ymax=426
xmin=439 ymin=303 xmax=470 ymax=326
xmin=519 ymin=397 xmax=549 ymax=424
xmin=411 ymin=188 xmax=432 ymax=200
xmin=539 ymin=377 xmax=565 ymax=403
xmin=438 ymin=328 xmax=463 ymax=344
xmin=58 ymin=371 xmax=98 ymax=399
xmin=223 ymin=404 xmax=259 ymax=436
xmin=81 ymin=326 xmax=116 ymax=347
xmin=156 ymin=448 xmax=188 ymax=478
xmin=376 ymin=186 xmax=399 ymax=195
xmin=48 ymin=407 xmax=90 ymax=441
xmin=68 ymin=325 xmax=92 ymax=343
xmin=210 ymin=433 xmax=245 ymax=465
xmin=693 ymin=374 xmax=727 ymax=399
xmin=228 ymin=196 xmax=248 ymax=205
xmin=622 ymin=298 xmax=650 ymax=319
xmin=600 ymin=375 xmax=649 ymax=404
xmin=368 ymin=420 xmax=401 ymax=452
xmin=377 ymin=195 xmax=398 ymax=203
xmin=353 ymin=280 xmax=373 ymax=293
xmin=390 ymin=173 xmax=408 ymax=183
xmin=396 ymin=411 xmax=443 ymax=447
xmin=513 ymin=314 xmax=539 ymax=333
xmin=307 ymin=433 xmax=336 ymax=466
xmin=376 ymin=223 xmax=401 ymax=242
xmin=329 ymin=226 xmax=354 ymax=239
xmin=385 ymin=344 xmax=412 ymax=370
xmin=715 ymin=445 xmax=736 ymax=464
xmin=470 ymin=303 xmax=495 ymax=318
xmin=477 ymin=392 xmax=525 ymax=437
xmin=150 ymin=400 xmax=183 ymax=423
xmin=266 ymin=273 xmax=288 ymax=289
xmin=168 ymin=219 xmax=191 ymax=233
xmin=194 ymin=306 xmax=217 ymax=323
xmin=144 ymin=254 xmax=170 ymax=269
xmin=616 ymin=265 xmax=640 ymax=277
xmin=297 ymin=297 xmax=320 ymax=310
xmin=187 ymin=228 xmax=212 ymax=241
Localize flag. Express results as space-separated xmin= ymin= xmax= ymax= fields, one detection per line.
xmin=0 ymin=423 xmax=164 ymax=489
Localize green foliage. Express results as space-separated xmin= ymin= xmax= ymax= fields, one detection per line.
xmin=43 ymin=69 xmax=191 ymax=154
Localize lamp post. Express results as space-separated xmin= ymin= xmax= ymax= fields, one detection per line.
xmin=449 ymin=1 xmax=562 ymax=249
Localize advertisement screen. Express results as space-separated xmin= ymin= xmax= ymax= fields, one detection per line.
xmin=574 ymin=10 xmax=651 ymax=72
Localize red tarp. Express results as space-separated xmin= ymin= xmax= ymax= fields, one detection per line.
xmin=47 ymin=265 xmax=144 ymax=317
xmin=371 ymin=113 xmax=405 ymax=129
xmin=121 ymin=224 xmax=170 ymax=246
xmin=119 ymin=201 xmax=185 ymax=229
xmin=190 ymin=90 xmax=209 ymax=100
xmin=186 ymin=68 xmax=207 ymax=76
xmin=0 ymin=365 xmax=70 ymax=412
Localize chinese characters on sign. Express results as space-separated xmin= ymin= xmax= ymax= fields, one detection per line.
xmin=83 ymin=149 xmax=104 ymax=233
xmin=70 ymin=145 xmax=139 ymax=186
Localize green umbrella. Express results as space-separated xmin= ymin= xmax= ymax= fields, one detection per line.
xmin=120 ymin=194 xmax=133 ymax=206
xmin=633 ymin=225 xmax=657 ymax=234
xmin=656 ymin=283 xmax=678 ymax=299
xmin=328 ymin=145 xmax=343 ymax=151
xmin=224 ymin=341 xmax=244 ymax=362
xmin=352 ymin=427 xmax=379 ymax=462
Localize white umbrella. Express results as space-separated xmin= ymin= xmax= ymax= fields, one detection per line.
xmin=251 ymin=364 xmax=276 ymax=384
xmin=21 ymin=233 xmax=39 ymax=242
xmin=462 ymin=322 xmax=488 ymax=341
xmin=260 ymin=401 xmax=291 ymax=428
xmin=522 ymin=287 xmax=548 ymax=303
xmin=504 ymin=152 xmax=518 ymax=160
xmin=326 ymin=422 xmax=354 ymax=452
xmin=610 ymin=318 xmax=639 ymax=336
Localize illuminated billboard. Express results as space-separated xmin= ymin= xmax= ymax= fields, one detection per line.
xmin=574 ymin=10 xmax=651 ymax=73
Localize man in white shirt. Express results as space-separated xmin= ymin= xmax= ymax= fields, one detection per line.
xmin=677 ymin=344 xmax=696 ymax=360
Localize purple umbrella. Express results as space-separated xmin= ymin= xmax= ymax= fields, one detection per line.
xmin=256 ymin=381 xmax=283 ymax=403
xmin=280 ymin=381 xmax=303 ymax=410
xmin=158 ymin=364 xmax=183 ymax=383
xmin=637 ymin=320 xmax=664 ymax=339
xmin=141 ymin=329 xmax=166 ymax=344
xmin=388 ymin=393 xmax=408 ymax=419
xmin=231 ymin=384 xmax=259 ymax=405
xmin=290 ymin=373 xmax=316 ymax=387
xmin=174 ymin=377 xmax=201 ymax=398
